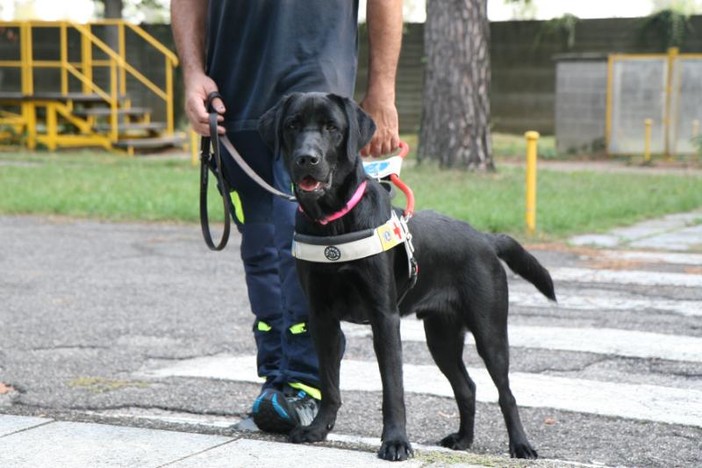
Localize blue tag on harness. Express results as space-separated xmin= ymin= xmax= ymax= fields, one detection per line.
xmin=363 ymin=156 xmax=404 ymax=179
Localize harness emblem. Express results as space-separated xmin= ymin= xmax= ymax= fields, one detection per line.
xmin=324 ymin=246 xmax=342 ymax=261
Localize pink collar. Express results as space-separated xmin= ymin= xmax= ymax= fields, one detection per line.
xmin=302 ymin=180 xmax=367 ymax=225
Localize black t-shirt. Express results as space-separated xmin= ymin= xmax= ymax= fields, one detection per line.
xmin=206 ymin=0 xmax=360 ymax=132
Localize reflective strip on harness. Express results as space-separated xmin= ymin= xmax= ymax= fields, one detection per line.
xmin=292 ymin=211 xmax=408 ymax=263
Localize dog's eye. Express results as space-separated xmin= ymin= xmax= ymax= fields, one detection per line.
xmin=324 ymin=122 xmax=338 ymax=132
xmin=285 ymin=119 xmax=299 ymax=131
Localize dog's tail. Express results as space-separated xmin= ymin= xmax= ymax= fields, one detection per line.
xmin=491 ymin=234 xmax=557 ymax=302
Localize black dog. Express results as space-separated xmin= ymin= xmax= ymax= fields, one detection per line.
xmin=258 ymin=93 xmax=556 ymax=461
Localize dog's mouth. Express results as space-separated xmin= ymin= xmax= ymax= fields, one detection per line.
xmin=296 ymin=173 xmax=332 ymax=194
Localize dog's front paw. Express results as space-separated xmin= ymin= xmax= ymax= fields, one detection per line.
xmin=440 ymin=432 xmax=472 ymax=450
xmin=510 ymin=441 xmax=538 ymax=459
xmin=288 ymin=424 xmax=328 ymax=444
xmin=378 ymin=438 xmax=413 ymax=461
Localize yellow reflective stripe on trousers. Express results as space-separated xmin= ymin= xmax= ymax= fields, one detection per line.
xmin=289 ymin=381 xmax=321 ymax=400
xmin=231 ymin=190 xmax=244 ymax=224
xmin=256 ymin=321 xmax=272 ymax=332
xmin=289 ymin=322 xmax=307 ymax=334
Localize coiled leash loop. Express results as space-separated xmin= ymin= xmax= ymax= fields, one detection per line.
xmin=199 ymin=91 xmax=233 ymax=251
xmin=199 ymin=92 xmax=297 ymax=251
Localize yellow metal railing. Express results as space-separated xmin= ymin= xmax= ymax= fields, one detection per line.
xmin=0 ymin=20 xmax=179 ymax=150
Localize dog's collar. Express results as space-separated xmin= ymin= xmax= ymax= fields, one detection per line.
xmin=299 ymin=180 xmax=367 ymax=225
xmin=292 ymin=211 xmax=409 ymax=263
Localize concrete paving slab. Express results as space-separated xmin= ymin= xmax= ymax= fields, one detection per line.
xmin=568 ymin=234 xmax=621 ymax=248
xmin=0 ymin=420 xmax=233 ymax=468
xmin=630 ymin=224 xmax=702 ymax=251
xmin=0 ymin=415 xmax=52 ymax=437
xmin=570 ymin=210 xmax=702 ymax=250
xmin=169 ymin=438 xmax=425 ymax=468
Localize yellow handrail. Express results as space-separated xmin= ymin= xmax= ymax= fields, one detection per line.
xmin=71 ymin=22 xmax=168 ymax=100
xmin=0 ymin=19 xmax=179 ymax=146
xmin=97 ymin=19 xmax=179 ymax=65
xmin=69 ymin=21 xmax=176 ymax=132
xmin=124 ymin=22 xmax=179 ymax=66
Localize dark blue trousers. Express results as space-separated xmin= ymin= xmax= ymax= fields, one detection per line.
xmin=220 ymin=130 xmax=319 ymax=391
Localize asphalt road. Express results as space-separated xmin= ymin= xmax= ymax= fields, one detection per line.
xmin=1 ymin=215 xmax=700 ymax=467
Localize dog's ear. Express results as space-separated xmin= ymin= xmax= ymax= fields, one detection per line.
xmin=258 ymin=95 xmax=291 ymax=152
xmin=329 ymin=94 xmax=376 ymax=156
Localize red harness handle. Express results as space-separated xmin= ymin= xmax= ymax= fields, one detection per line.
xmin=390 ymin=141 xmax=415 ymax=218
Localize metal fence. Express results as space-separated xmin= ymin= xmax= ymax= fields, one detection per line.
xmin=607 ymin=48 xmax=702 ymax=156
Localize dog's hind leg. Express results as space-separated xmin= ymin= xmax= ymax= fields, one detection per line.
xmin=471 ymin=314 xmax=538 ymax=459
xmin=423 ymin=315 xmax=476 ymax=450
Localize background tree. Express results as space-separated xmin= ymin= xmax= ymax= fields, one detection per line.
xmin=418 ymin=0 xmax=493 ymax=170
xmin=99 ymin=0 xmax=123 ymax=19
xmin=419 ymin=0 xmax=532 ymax=170
xmin=96 ymin=0 xmax=169 ymax=22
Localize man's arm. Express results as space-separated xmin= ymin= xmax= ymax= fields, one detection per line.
xmin=361 ymin=0 xmax=403 ymax=157
xmin=171 ymin=0 xmax=225 ymax=135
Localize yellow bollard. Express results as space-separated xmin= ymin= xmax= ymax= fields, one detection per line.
xmin=524 ymin=131 xmax=539 ymax=235
xmin=644 ymin=119 xmax=652 ymax=163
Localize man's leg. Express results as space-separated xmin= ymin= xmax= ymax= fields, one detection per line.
xmin=220 ymin=131 xmax=284 ymax=391
xmin=222 ymin=131 xmax=321 ymax=432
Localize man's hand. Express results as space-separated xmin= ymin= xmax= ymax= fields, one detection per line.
xmin=360 ymin=94 xmax=400 ymax=158
xmin=185 ymin=72 xmax=226 ymax=136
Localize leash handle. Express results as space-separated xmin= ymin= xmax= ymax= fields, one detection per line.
xmin=397 ymin=140 xmax=410 ymax=159
xmin=199 ymin=91 xmax=232 ymax=251
xmin=390 ymin=173 xmax=414 ymax=218
xmin=392 ymin=140 xmax=414 ymax=218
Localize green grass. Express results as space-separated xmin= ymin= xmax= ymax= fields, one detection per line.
xmin=402 ymin=162 xmax=702 ymax=239
xmin=1 ymin=148 xmax=701 ymax=242
xmin=0 ymin=151 xmax=201 ymax=223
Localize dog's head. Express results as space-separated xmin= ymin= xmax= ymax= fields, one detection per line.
xmin=258 ymin=93 xmax=376 ymax=201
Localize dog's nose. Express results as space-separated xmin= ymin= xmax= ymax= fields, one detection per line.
xmin=295 ymin=153 xmax=320 ymax=167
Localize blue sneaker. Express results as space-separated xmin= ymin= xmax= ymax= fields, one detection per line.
xmin=252 ymin=386 xmax=319 ymax=434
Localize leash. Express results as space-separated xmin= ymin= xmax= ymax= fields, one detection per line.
xmin=363 ymin=141 xmax=415 ymax=218
xmin=199 ymin=92 xmax=296 ymax=251
xmin=199 ymin=93 xmax=233 ymax=251
xmin=362 ymin=142 xmax=418 ymax=301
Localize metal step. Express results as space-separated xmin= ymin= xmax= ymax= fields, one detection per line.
xmin=32 ymin=92 xmax=106 ymax=103
xmin=93 ymin=122 xmax=166 ymax=133
xmin=113 ymin=134 xmax=186 ymax=150
xmin=0 ymin=92 xmax=106 ymax=103
xmin=72 ymin=107 xmax=151 ymax=118
xmin=0 ymin=92 xmax=26 ymax=101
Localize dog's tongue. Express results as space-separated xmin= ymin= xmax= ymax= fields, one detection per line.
xmin=298 ymin=177 xmax=322 ymax=192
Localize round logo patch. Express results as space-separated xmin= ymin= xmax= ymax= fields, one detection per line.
xmin=324 ymin=246 xmax=342 ymax=261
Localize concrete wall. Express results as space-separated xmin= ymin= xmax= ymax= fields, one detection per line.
xmin=3 ymin=15 xmax=702 ymax=138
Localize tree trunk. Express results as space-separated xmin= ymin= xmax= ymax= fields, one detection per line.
xmin=102 ymin=0 xmax=124 ymax=19
xmin=100 ymin=0 xmax=124 ymax=96
xmin=419 ymin=0 xmax=494 ymax=170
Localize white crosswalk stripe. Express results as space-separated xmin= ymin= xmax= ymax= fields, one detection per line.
xmin=139 ymin=252 xmax=702 ymax=435
xmin=141 ymin=354 xmax=702 ymax=428
xmin=343 ymin=321 xmax=702 ymax=363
